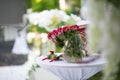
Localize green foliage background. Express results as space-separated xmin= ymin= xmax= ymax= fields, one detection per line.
xmin=26 ymin=0 xmax=59 ymax=12
xmin=26 ymin=0 xmax=81 ymax=15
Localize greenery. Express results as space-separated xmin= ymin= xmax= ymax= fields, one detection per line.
xmin=107 ymin=0 xmax=120 ymax=9
xmin=66 ymin=0 xmax=81 ymax=15
xmin=88 ymin=72 xmax=103 ymax=80
xmin=26 ymin=0 xmax=59 ymax=12
xmin=28 ymin=64 xmax=40 ymax=76
xmin=27 ymin=25 xmax=48 ymax=33
xmin=63 ymin=30 xmax=83 ymax=58
xmin=26 ymin=0 xmax=81 ymax=15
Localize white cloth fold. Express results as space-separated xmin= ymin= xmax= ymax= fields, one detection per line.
xmin=36 ymin=56 xmax=105 ymax=80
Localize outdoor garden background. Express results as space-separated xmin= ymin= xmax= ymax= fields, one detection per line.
xmin=0 ymin=0 xmax=120 ymax=80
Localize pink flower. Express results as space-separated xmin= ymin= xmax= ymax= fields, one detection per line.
xmin=63 ymin=26 xmax=69 ymax=32
xmin=70 ymin=25 xmax=79 ymax=30
xmin=52 ymin=30 xmax=59 ymax=36
xmin=48 ymin=33 xmax=52 ymax=39
xmin=47 ymin=25 xmax=86 ymax=43
xmin=77 ymin=27 xmax=86 ymax=33
xmin=57 ymin=27 xmax=63 ymax=35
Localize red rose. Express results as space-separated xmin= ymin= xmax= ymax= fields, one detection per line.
xmin=57 ymin=27 xmax=63 ymax=35
xmin=77 ymin=27 xmax=86 ymax=33
xmin=70 ymin=25 xmax=79 ymax=30
xmin=63 ymin=26 xmax=69 ymax=32
xmin=52 ymin=30 xmax=59 ymax=36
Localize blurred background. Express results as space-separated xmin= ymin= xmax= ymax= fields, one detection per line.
xmin=1 ymin=0 xmax=119 ymax=80
xmin=0 ymin=0 xmax=81 ymax=66
xmin=0 ymin=0 xmax=83 ymax=80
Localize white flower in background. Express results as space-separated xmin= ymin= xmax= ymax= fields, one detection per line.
xmin=49 ymin=9 xmax=69 ymax=22
xmin=71 ymin=14 xmax=81 ymax=21
xmin=38 ymin=10 xmax=52 ymax=28
xmin=27 ymin=12 xmax=39 ymax=25
xmin=70 ymin=14 xmax=81 ymax=23
xmin=26 ymin=32 xmax=36 ymax=44
xmin=44 ymin=9 xmax=69 ymax=31
xmin=25 ymin=9 xmax=85 ymax=31
xmin=40 ymin=33 xmax=48 ymax=43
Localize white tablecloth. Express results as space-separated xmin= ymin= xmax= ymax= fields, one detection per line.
xmin=35 ymin=56 xmax=105 ymax=80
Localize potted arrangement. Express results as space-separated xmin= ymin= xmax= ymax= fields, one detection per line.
xmin=48 ymin=25 xmax=87 ymax=63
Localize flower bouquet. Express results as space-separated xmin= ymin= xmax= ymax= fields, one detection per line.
xmin=48 ymin=25 xmax=87 ymax=63
xmin=25 ymin=9 xmax=88 ymax=55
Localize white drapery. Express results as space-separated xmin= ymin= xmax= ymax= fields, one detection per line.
xmin=36 ymin=56 xmax=105 ymax=80
xmin=44 ymin=66 xmax=102 ymax=80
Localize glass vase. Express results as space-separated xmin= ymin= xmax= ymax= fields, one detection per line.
xmin=62 ymin=53 xmax=82 ymax=63
xmin=62 ymin=33 xmax=84 ymax=63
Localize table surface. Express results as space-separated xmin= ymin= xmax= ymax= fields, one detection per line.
xmin=35 ymin=55 xmax=105 ymax=68
xmin=35 ymin=54 xmax=105 ymax=80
